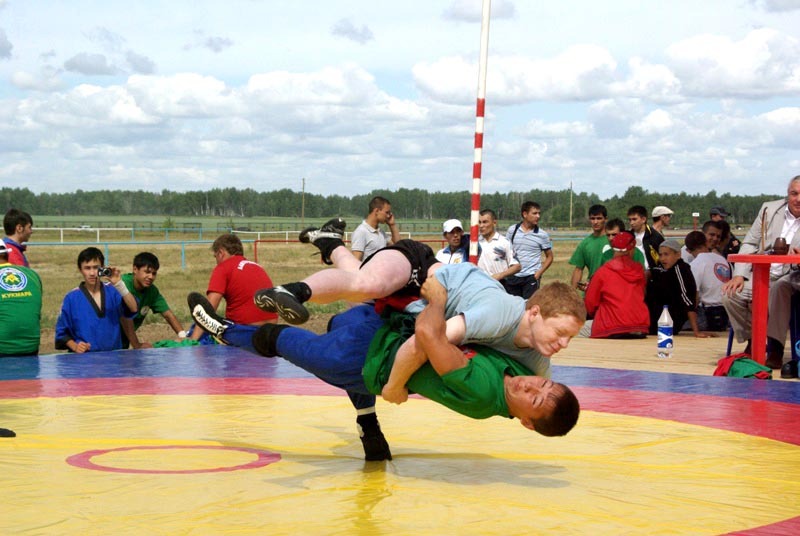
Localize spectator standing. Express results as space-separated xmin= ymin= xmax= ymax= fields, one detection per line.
xmin=55 ymin=247 xmax=138 ymax=353
xmin=684 ymin=231 xmax=730 ymax=331
xmin=0 ymin=243 xmax=42 ymax=356
xmin=723 ymin=176 xmax=800 ymax=368
xmin=650 ymin=206 xmax=674 ymax=242
xmin=120 ymin=252 xmax=186 ymax=349
xmin=477 ymin=208 xmax=520 ymax=281
xmin=505 ymin=201 xmax=553 ymax=299
xmin=435 ymin=219 xmax=470 ymax=264
xmin=351 ymin=196 xmax=401 ymax=262
xmin=569 ymin=204 xmax=608 ymax=291
xmin=584 ymin=232 xmax=649 ymax=339
xmin=3 ymin=209 xmax=33 ymax=267
xmin=627 ymin=205 xmax=662 ymax=270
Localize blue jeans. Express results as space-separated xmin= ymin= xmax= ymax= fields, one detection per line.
xmin=275 ymin=305 xmax=383 ymax=409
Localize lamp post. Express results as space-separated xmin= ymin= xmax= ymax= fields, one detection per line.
xmin=301 ymin=177 xmax=306 ymax=227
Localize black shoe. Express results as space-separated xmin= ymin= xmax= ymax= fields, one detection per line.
xmin=253 ymin=286 xmax=309 ymax=325
xmin=357 ymin=414 xmax=392 ymax=461
xmin=187 ymin=292 xmax=232 ymax=344
xmin=781 ymin=360 xmax=799 ymax=379
xmin=0 ymin=428 xmax=16 ymax=438
xmin=765 ymin=350 xmax=784 ymax=370
xmin=299 ymin=218 xmax=346 ymax=265
xmin=299 ymin=217 xmax=346 ymax=243
xmin=251 ymin=323 xmax=289 ymax=357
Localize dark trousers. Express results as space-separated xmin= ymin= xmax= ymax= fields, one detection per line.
xmin=502 ymin=274 xmax=539 ymax=300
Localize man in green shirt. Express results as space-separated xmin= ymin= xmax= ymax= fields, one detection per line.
xmin=190 ymin=281 xmax=581 ymax=460
xmin=120 ymin=252 xmax=185 ymax=348
xmin=569 ymin=204 xmax=608 ymax=291
xmin=0 ymin=243 xmax=42 ymax=356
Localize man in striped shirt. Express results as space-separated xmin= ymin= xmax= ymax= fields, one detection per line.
xmin=505 ymin=201 xmax=553 ymax=299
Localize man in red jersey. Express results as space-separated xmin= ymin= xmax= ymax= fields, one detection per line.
xmin=190 ymin=233 xmax=277 ymax=342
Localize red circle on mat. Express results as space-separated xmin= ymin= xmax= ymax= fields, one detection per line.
xmin=66 ymin=445 xmax=281 ymax=474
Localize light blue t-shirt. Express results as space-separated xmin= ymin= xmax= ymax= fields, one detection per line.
xmin=406 ymin=263 xmax=550 ymax=377
xmin=506 ymin=224 xmax=552 ymax=277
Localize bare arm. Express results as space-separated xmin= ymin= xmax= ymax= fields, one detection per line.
xmin=121 ymin=317 xmax=150 ymax=349
xmin=687 ymin=310 xmax=711 ymax=338
xmin=108 ymin=268 xmax=138 ymax=314
xmin=492 ymin=261 xmax=521 ymax=281
xmin=351 ymin=249 xmax=364 ymax=261
xmin=415 ymin=277 xmax=468 ymax=376
xmin=161 ymin=309 xmax=184 ymax=335
xmin=537 ymin=248 xmax=554 ymax=279
xmin=381 ymin=311 xmax=467 ymax=404
xmin=66 ymin=339 xmax=91 ymax=353
xmin=386 ymin=212 xmax=400 ymax=245
xmin=570 ymin=266 xmax=584 ymax=289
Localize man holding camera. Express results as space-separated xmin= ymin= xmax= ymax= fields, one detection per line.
xmin=54 ymin=247 xmax=138 ymax=353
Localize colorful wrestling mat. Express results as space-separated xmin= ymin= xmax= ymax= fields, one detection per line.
xmin=1 ymin=345 xmax=799 ymax=535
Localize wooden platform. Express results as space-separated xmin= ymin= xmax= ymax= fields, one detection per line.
xmin=559 ymin=332 xmax=798 ymax=380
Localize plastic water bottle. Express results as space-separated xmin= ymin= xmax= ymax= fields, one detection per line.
xmin=657 ymin=305 xmax=673 ymax=358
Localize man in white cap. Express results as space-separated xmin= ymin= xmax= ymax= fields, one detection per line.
xmin=435 ymin=218 xmax=470 ymax=264
xmin=651 ymin=206 xmax=674 ymax=243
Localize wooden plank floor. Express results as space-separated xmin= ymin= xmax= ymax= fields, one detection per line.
xmin=559 ymin=332 xmax=800 ymax=381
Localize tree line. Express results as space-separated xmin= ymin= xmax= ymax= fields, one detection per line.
xmin=0 ymin=186 xmax=778 ymax=228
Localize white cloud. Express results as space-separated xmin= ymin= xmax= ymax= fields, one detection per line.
xmin=666 ymin=28 xmax=800 ymax=97
xmin=331 ymin=18 xmax=374 ymax=44
xmin=749 ymin=0 xmax=800 ymax=12
xmin=85 ymin=27 xmax=125 ymax=52
xmin=125 ymin=50 xmax=155 ymax=74
xmin=184 ymin=31 xmax=234 ymax=53
xmin=10 ymin=66 xmax=65 ymax=91
xmin=0 ymin=28 xmax=11 ymax=59
xmin=63 ymin=52 xmax=118 ymax=76
xmin=203 ymin=36 xmax=234 ymax=53
xmin=443 ymin=0 xmax=516 ymax=22
xmin=2 ymin=1 xmax=800 ymax=197
xmin=414 ymin=45 xmax=618 ymax=104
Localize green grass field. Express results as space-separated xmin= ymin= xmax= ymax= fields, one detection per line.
xmin=26 ymin=232 xmax=582 ymax=354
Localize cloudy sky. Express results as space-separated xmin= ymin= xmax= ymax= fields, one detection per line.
xmin=1 ymin=0 xmax=799 ymax=198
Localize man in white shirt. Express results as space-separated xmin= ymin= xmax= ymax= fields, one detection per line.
xmin=477 ymin=209 xmax=520 ymax=282
xmin=722 ymin=175 xmax=800 ymax=369
xmin=350 ymin=196 xmax=401 ymax=261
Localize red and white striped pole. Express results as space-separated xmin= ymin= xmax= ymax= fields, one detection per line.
xmin=469 ymin=0 xmax=492 ymax=264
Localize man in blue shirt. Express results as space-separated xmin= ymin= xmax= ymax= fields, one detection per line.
xmin=505 ymin=201 xmax=553 ymax=298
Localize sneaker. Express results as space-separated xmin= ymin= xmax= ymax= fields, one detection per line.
xmin=187 ymin=292 xmax=232 ymax=343
xmin=299 ymin=217 xmax=346 ymax=244
xmin=253 ymin=286 xmax=309 ymax=325
xmin=0 ymin=428 xmax=15 ymax=438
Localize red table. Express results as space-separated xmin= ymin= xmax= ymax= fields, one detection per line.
xmin=727 ymin=253 xmax=800 ymax=364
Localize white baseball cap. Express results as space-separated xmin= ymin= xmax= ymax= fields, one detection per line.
xmin=442 ymin=219 xmax=463 ymax=233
